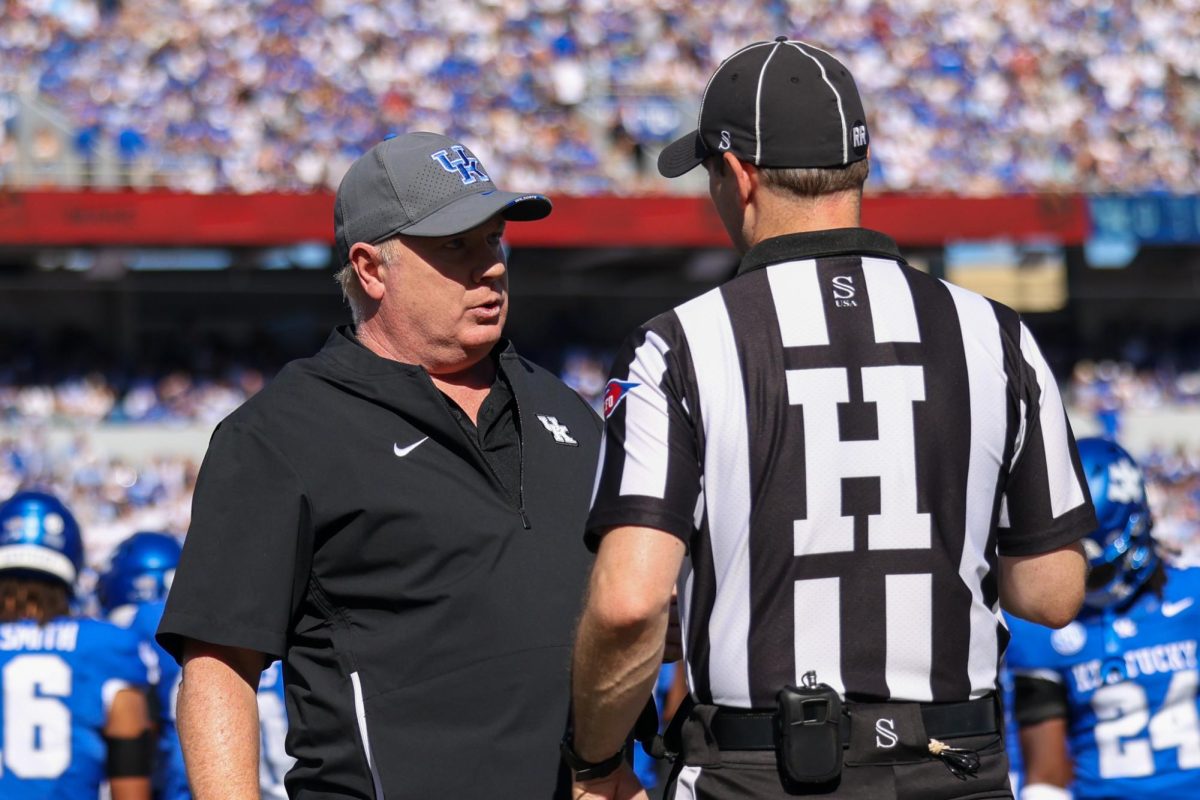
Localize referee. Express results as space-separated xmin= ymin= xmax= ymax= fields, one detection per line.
xmin=567 ymin=39 xmax=1094 ymax=799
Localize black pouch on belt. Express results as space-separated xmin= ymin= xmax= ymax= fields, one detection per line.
xmin=775 ymin=677 xmax=844 ymax=785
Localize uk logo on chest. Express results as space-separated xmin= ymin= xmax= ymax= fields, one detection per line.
xmin=536 ymin=414 xmax=578 ymax=446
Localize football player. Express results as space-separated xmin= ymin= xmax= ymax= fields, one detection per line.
xmin=1006 ymin=437 xmax=1200 ymax=800
xmin=99 ymin=531 xmax=295 ymax=799
xmin=0 ymin=490 xmax=153 ymax=799
xmin=255 ymin=660 xmax=292 ymax=800
xmin=98 ymin=532 xmax=187 ymax=800
xmin=1000 ymin=663 xmax=1025 ymax=795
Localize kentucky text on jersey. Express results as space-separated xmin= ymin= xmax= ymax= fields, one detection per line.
xmin=0 ymin=620 xmax=79 ymax=651
xmin=1072 ymin=640 xmax=1199 ymax=692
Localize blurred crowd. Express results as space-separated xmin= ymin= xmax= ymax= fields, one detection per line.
xmin=2 ymin=350 xmax=1199 ymax=570
xmin=0 ymin=429 xmax=196 ymax=567
xmin=1144 ymin=446 xmax=1200 ymax=566
xmin=1 ymin=0 xmax=1197 ymax=194
xmin=5 ymin=352 xmax=1200 ymax=422
xmin=0 ymin=369 xmax=264 ymax=424
xmin=1069 ymin=359 xmax=1200 ymax=412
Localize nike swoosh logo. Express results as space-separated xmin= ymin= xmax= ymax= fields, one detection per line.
xmin=1163 ymin=599 xmax=1194 ymax=618
xmin=393 ymin=437 xmax=429 ymax=458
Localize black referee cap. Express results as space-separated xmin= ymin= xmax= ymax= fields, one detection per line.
xmin=658 ymin=37 xmax=869 ymax=178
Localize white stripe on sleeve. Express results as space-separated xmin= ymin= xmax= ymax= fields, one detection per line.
xmin=619 ymin=331 xmax=672 ymax=499
xmin=1021 ymin=323 xmax=1087 ymax=517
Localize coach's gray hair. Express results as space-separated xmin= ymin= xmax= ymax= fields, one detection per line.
xmin=335 ymin=238 xmax=402 ymax=324
xmin=758 ymin=159 xmax=870 ymax=199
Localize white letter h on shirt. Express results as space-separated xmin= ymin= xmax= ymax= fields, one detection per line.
xmin=787 ymin=366 xmax=930 ymax=555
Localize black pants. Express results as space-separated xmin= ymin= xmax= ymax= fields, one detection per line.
xmin=664 ymin=705 xmax=1012 ymax=800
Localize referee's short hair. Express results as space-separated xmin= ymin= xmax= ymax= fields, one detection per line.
xmin=758 ymin=159 xmax=870 ymax=199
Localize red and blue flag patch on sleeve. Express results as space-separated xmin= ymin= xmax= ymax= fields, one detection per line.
xmin=602 ymin=379 xmax=640 ymax=419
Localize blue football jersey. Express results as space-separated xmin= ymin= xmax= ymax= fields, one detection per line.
xmin=1005 ymin=565 xmax=1200 ymax=799
xmin=999 ymin=663 xmax=1024 ymax=795
xmin=257 ymin=661 xmax=294 ymax=799
xmin=115 ymin=600 xmax=187 ymax=800
xmin=115 ymin=602 xmax=294 ymax=800
xmin=0 ymin=616 xmax=150 ymax=799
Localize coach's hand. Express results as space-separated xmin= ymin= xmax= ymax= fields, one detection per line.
xmin=572 ymin=763 xmax=649 ymax=800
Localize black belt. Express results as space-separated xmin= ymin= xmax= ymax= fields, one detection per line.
xmin=710 ymin=695 xmax=998 ymax=751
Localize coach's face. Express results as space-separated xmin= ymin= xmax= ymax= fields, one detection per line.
xmin=376 ymin=215 xmax=509 ymax=373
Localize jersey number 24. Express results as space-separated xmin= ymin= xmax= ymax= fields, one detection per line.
xmin=1093 ymin=669 xmax=1200 ymax=778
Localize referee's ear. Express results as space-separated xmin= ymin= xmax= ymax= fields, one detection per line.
xmin=723 ymin=151 xmax=757 ymax=207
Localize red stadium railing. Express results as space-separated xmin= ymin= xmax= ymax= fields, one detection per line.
xmin=0 ymin=191 xmax=1088 ymax=248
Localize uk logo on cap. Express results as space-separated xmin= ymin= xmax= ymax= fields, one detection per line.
xmin=603 ymin=379 xmax=640 ymax=419
xmin=432 ymin=146 xmax=491 ymax=185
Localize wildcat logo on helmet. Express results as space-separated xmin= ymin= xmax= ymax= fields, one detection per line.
xmin=1106 ymin=459 xmax=1143 ymax=503
xmin=603 ymin=379 xmax=640 ymax=419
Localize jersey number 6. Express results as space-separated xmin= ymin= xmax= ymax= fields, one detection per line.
xmin=1 ymin=654 xmax=72 ymax=779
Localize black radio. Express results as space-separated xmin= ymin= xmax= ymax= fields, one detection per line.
xmin=775 ymin=671 xmax=844 ymax=785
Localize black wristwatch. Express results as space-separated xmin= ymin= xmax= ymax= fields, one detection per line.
xmin=560 ymin=737 xmax=625 ymax=781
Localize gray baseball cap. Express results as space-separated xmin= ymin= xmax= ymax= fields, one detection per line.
xmin=334 ymin=132 xmax=552 ymax=265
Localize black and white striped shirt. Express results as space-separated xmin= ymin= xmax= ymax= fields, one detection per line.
xmin=587 ymin=228 xmax=1096 ymax=709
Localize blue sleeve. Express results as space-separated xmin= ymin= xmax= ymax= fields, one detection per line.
xmin=93 ymin=621 xmax=154 ymax=687
xmin=257 ymin=660 xmax=286 ymax=698
xmin=132 ymin=602 xmax=167 ymax=643
xmin=1003 ymin=614 xmax=1053 ymax=673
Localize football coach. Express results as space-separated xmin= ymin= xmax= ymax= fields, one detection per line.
xmin=567 ymin=38 xmax=1092 ymax=800
xmin=157 ymin=132 xmax=601 ymax=798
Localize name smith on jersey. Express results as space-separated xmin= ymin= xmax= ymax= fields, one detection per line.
xmin=0 ymin=620 xmax=79 ymax=651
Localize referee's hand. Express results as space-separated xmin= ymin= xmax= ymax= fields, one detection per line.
xmin=572 ymin=763 xmax=648 ymax=800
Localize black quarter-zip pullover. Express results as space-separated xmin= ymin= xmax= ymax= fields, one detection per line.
xmin=159 ymin=326 xmax=601 ymax=798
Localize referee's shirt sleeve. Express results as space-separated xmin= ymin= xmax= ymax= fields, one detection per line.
xmin=997 ymin=322 xmax=1097 ymax=557
xmin=157 ymin=420 xmax=312 ymax=665
xmin=586 ymin=320 xmax=701 ymax=552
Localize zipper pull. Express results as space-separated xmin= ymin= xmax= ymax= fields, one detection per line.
xmin=519 ymin=507 xmax=531 ymax=530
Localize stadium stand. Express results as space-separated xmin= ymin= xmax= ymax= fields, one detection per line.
xmin=2 ymin=345 xmax=1198 ymax=573
xmin=2 ymin=0 xmax=1198 ymax=193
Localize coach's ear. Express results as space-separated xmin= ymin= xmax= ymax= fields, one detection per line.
xmin=349 ymin=242 xmax=387 ymax=302
xmin=724 ymin=151 xmax=757 ymax=206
